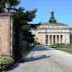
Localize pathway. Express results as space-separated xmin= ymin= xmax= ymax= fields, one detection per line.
xmin=8 ymin=45 xmax=72 ymax=72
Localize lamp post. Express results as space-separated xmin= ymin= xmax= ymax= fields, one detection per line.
xmin=5 ymin=1 xmax=10 ymax=12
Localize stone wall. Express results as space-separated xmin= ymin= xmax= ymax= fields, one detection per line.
xmin=0 ymin=13 xmax=12 ymax=55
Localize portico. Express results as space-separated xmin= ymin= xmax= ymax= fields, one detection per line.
xmin=45 ymin=35 xmax=63 ymax=45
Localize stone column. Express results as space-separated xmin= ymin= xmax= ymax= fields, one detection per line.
xmin=52 ymin=35 xmax=53 ymax=45
xmin=0 ymin=13 xmax=12 ymax=55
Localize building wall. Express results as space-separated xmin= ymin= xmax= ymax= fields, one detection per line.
xmin=35 ymin=33 xmax=70 ymax=45
xmin=32 ymin=24 xmax=71 ymax=45
xmin=0 ymin=13 xmax=11 ymax=55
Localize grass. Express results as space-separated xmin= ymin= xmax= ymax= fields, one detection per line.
xmin=49 ymin=43 xmax=72 ymax=54
xmin=22 ymin=50 xmax=31 ymax=58
xmin=56 ymin=48 xmax=72 ymax=54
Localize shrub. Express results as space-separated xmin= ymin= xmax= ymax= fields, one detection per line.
xmin=50 ymin=43 xmax=60 ymax=48
xmin=0 ymin=55 xmax=14 ymax=71
xmin=50 ymin=45 xmax=58 ymax=48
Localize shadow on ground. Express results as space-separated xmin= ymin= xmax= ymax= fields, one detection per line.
xmin=6 ymin=62 xmax=19 ymax=71
xmin=7 ymin=55 xmax=51 ymax=71
xmin=19 ymin=55 xmax=51 ymax=63
xmin=7 ymin=45 xmax=52 ymax=71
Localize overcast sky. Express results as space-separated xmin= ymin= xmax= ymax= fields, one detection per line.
xmin=18 ymin=0 xmax=72 ymax=27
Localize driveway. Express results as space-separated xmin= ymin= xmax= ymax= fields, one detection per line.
xmin=8 ymin=45 xmax=72 ymax=72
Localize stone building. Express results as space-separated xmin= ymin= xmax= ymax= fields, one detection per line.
xmin=31 ymin=12 xmax=72 ymax=45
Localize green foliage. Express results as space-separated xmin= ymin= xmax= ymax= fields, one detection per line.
xmin=30 ymin=23 xmax=41 ymax=29
xmin=50 ymin=43 xmax=61 ymax=48
xmin=22 ymin=45 xmax=35 ymax=58
xmin=13 ymin=7 xmax=37 ymax=27
xmin=0 ymin=0 xmax=20 ymax=13
xmin=0 ymin=0 xmax=19 ymax=6
xmin=21 ymin=24 xmax=30 ymax=30
xmin=23 ymin=30 xmax=35 ymax=43
xmin=7 ymin=0 xmax=20 ymax=6
xmin=50 ymin=43 xmax=72 ymax=54
xmin=57 ymin=48 xmax=72 ymax=54
xmin=59 ymin=43 xmax=72 ymax=48
xmin=24 ymin=9 xmax=37 ymax=22
xmin=13 ymin=7 xmax=25 ymax=27
xmin=13 ymin=7 xmax=38 ymax=60
xmin=0 ymin=55 xmax=14 ymax=71
xmin=13 ymin=7 xmax=37 ymax=45
xmin=50 ymin=43 xmax=72 ymax=48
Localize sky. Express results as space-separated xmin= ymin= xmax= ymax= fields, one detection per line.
xmin=18 ymin=0 xmax=72 ymax=27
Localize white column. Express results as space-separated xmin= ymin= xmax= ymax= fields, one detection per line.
xmin=52 ymin=35 xmax=53 ymax=45
xmin=55 ymin=35 xmax=57 ymax=44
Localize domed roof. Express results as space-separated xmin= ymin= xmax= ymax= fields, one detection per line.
xmin=41 ymin=22 xmax=68 ymax=26
xmin=41 ymin=11 xmax=68 ymax=27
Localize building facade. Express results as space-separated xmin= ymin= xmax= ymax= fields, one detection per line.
xmin=31 ymin=12 xmax=72 ymax=45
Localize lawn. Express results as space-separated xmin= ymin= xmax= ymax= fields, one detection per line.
xmin=56 ymin=48 xmax=72 ymax=54
xmin=49 ymin=43 xmax=72 ymax=54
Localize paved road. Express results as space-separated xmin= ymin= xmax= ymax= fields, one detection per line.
xmin=8 ymin=45 xmax=72 ymax=72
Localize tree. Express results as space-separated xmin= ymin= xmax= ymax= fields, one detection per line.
xmin=12 ymin=7 xmax=38 ymax=61
xmin=0 ymin=0 xmax=20 ymax=13
xmin=13 ymin=7 xmax=37 ymax=46
xmin=30 ymin=23 xmax=41 ymax=29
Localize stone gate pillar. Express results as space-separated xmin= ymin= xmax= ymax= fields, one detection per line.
xmin=0 ymin=13 xmax=13 ymax=55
